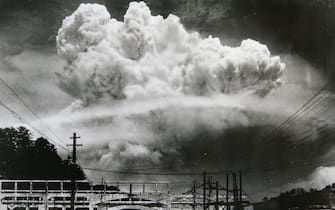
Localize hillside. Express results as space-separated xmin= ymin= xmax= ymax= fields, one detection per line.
xmin=255 ymin=184 xmax=335 ymax=210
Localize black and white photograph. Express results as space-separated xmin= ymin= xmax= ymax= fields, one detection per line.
xmin=0 ymin=0 xmax=334 ymax=209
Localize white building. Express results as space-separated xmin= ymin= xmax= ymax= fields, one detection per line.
xmin=0 ymin=180 xmax=167 ymax=210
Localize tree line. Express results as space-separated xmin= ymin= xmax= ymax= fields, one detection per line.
xmin=0 ymin=126 xmax=85 ymax=180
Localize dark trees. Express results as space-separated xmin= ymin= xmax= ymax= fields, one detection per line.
xmin=0 ymin=127 xmax=85 ymax=180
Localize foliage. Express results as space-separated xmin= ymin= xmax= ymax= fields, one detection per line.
xmin=0 ymin=127 xmax=85 ymax=180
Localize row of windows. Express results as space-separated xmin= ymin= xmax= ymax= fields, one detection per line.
xmin=10 ymin=208 xmax=91 ymax=210
xmin=3 ymin=202 xmax=89 ymax=206
xmin=52 ymin=197 xmax=86 ymax=201
xmin=1 ymin=182 xmax=118 ymax=191
xmin=3 ymin=202 xmax=44 ymax=205
xmin=2 ymin=196 xmax=88 ymax=202
xmin=48 ymin=202 xmax=90 ymax=205
xmin=3 ymin=197 xmax=42 ymax=201
xmin=50 ymin=208 xmax=90 ymax=210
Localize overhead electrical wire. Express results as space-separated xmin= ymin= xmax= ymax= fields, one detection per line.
xmin=266 ymin=112 xmax=335 ymax=150
xmin=274 ymin=93 xmax=330 ymax=138
xmin=82 ymin=154 xmax=335 ymax=176
xmin=82 ymin=167 xmax=204 ymax=176
xmin=259 ymin=84 xmax=329 ymax=144
xmin=0 ymin=72 xmax=332 ymax=177
xmin=271 ymin=94 xmax=327 ymax=141
xmin=0 ymin=99 xmax=69 ymax=152
xmin=252 ymin=84 xmax=331 ymax=149
xmin=0 ymin=76 xmax=68 ymax=146
xmin=83 ymin=85 xmax=335 ymax=176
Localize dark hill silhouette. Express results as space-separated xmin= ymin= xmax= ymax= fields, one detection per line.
xmin=255 ymin=184 xmax=335 ymax=210
xmin=0 ymin=126 xmax=85 ymax=180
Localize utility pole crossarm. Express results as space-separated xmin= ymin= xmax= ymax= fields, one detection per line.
xmin=67 ymin=132 xmax=82 ymax=164
xmin=67 ymin=132 xmax=83 ymax=210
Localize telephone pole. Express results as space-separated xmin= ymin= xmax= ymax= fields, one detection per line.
xmin=203 ymin=172 xmax=206 ymax=210
xmin=67 ymin=132 xmax=82 ymax=210
xmin=215 ymin=181 xmax=219 ymax=210
xmin=226 ymin=173 xmax=230 ymax=210
xmin=192 ymin=180 xmax=196 ymax=210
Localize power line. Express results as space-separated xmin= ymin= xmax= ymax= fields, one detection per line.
xmin=262 ymin=84 xmax=328 ymax=142
xmin=105 ymin=121 xmax=335 ymax=177
xmin=287 ymin=110 xmax=335 ymax=139
xmin=289 ymin=122 xmax=335 ymax=147
xmin=0 ymin=76 xmax=67 ymax=146
xmin=254 ymin=84 xmax=329 ymax=148
xmin=271 ymin=85 xmax=328 ymax=138
xmin=82 ymin=154 xmax=335 ymax=176
xmin=264 ymin=117 xmax=335 ymax=152
xmin=87 ymin=179 xmax=193 ymax=185
xmin=0 ymin=99 xmax=70 ymax=152
xmin=275 ymin=93 xmax=329 ymax=138
xmin=82 ymin=167 xmax=204 ymax=176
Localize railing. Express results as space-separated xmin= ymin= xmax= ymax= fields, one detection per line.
xmin=0 ymin=180 xmax=119 ymax=194
xmin=0 ymin=179 xmax=173 ymax=209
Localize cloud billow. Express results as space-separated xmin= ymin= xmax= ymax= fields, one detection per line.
xmin=56 ymin=1 xmax=285 ymax=106
xmin=47 ymin=2 xmax=335 ymax=200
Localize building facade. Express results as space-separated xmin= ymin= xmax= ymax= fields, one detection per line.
xmin=0 ymin=180 xmax=166 ymax=210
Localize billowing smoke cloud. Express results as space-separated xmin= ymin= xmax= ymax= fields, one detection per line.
xmin=56 ymin=1 xmax=284 ymax=106
xmin=48 ymin=95 xmax=255 ymax=169
xmin=99 ymin=142 xmax=162 ymax=169
xmin=0 ymin=0 xmax=332 ymax=201
xmin=51 ymin=2 xmax=335 ymax=198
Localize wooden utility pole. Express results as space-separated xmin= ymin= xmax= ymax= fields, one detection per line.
xmin=239 ymin=171 xmax=242 ymax=202
xmin=215 ymin=181 xmax=219 ymax=210
xmin=207 ymin=176 xmax=212 ymax=202
xmin=226 ymin=173 xmax=229 ymax=210
xmin=142 ymin=183 xmax=145 ymax=194
xmin=67 ymin=132 xmax=82 ymax=210
xmin=192 ymin=180 xmax=196 ymax=210
xmin=232 ymin=172 xmax=243 ymax=210
xmin=203 ymin=172 xmax=206 ymax=210
xmin=129 ymin=183 xmax=133 ymax=200
xmin=100 ymin=177 xmax=104 ymax=207
xmin=232 ymin=173 xmax=238 ymax=203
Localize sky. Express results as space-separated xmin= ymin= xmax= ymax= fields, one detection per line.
xmin=0 ymin=0 xmax=335 ymax=201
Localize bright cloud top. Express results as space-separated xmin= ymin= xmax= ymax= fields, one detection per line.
xmin=56 ymin=1 xmax=285 ymax=106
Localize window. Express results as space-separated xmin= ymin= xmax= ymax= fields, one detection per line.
xmin=2 ymin=182 xmax=14 ymax=190
xmin=32 ymin=182 xmax=46 ymax=190
xmin=76 ymin=197 xmax=88 ymax=201
xmin=2 ymin=197 xmax=14 ymax=200
xmin=17 ymin=182 xmax=30 ymax=191
xmin=93 ymin=184 xmax=104 ymax=191
xmin=77 ymin=182 xmax=90 ymax=191
xmin=48 ymin=182 xmax=61 ymax=191
xmin=63 ymin=182 xmax=72 ymax=190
